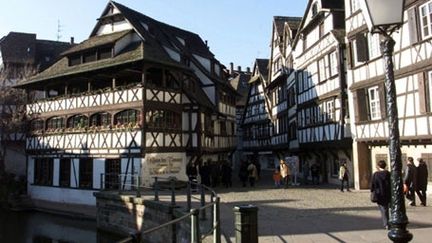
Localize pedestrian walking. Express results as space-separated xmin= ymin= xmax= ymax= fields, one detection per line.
xmin=273 ymin=168 xmax=282 ymax=188
xmin=280 ymin=160 xmax=291 ymax=188
xmin=339 ymin=162 xmax=350 ymax=192
xmin=247 ymin=161 xmax=258 ymax=187
xmin=310 ymin=162 xmax=320 ymax=185
xmin=416 ymin=158 xmax=428 ymax=206
xmin=221 ymin=161 xmax=232 ymax=188
xmin=303 ymin=162 xmax=310 ymax=185
xmin=186 ymin=161 xmax=198 ymax=189
xmin=371 ymin=160 xmax=391 ymax=229
xmin=238 ymin=160 xmax=248 ymax=187
xmin=404 ymin=157 xmax=417 ymax=206
xmin=199 ymin=161 xmax=211 ymax=187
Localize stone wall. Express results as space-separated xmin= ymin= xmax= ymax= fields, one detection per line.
xmin=94 ymin=192 xmax=191 ymax=243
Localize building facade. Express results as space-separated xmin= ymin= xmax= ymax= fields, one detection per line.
xmin=241 ymin=59 xmax=275 ymax=168
xmin=346 ymin=0 xmax=432 ymax=189
xmin=0 ymin=32 xmax=71 ymax=176
xmin=17 ymin=1 xmax=237 ymax=205
xmin=292 ymin=0 xmax=352 ymax=184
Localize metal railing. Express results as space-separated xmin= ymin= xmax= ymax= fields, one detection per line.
xmin=99 ymin=173 xmax=221 ymax=243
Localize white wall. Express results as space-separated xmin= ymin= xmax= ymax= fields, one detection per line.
xmin=28 ymin=185 xmax=96 ymax=205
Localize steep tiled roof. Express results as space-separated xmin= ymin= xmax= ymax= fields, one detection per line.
xmin=274 ymin=16 xmax=302 ymax=36
xmin=19 ymin=42 xmax=144 ymax=86
xmin=111 ymin=1 xmax=214 ymax=59
xmin=230 ymin=73 xmax=251 ymax=106
xmin=256 ymin=58 xmax=269 ymax=78
xmin=61 ymin=30 xmax=131 ymax=56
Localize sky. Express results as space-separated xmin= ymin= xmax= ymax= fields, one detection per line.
xmin=0 ymin=0 xmax=308 ymax=69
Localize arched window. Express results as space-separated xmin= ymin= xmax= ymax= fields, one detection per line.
xmin=114 ymin=109 xmax=139 ymax=126
xmin=146 ymin=109 xmax=181 ymax=129
xmin=90 ymin=112 xmax=111 ymax=127
xmin=30 ymin=119 xmax=44 ymax=132
xmin=67 ymin=115 xmax=88 ymax=128
xmin=146 ymin=68 xmax=163 ymax=88
xmin=47 ymin=117 xmax=65 ymax=130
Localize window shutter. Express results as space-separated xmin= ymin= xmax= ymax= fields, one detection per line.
xmin=347 ymin=42 xmax=353 ymax=69
xmin=418 ymin=72 xmax=428 ymax=114
xmin=353 ymin=89 xmax=368 ymax=122
xmin=407 ymin=7 xmax=419 ymax=44
xmin=378 ymin=83 xmax=387 ymax=119
xmin=355 ymin=33 xmax=369 ymax=62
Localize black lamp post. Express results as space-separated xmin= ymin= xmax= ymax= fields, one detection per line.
xmin=359 ymin=0 xmax=412 ymax=242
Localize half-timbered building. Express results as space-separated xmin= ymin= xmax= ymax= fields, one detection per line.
xmin=346 ymin=0 xmax=432 ymax=189
xmin=228 ymin=64 xmax=251 ymax=167
xmin=267 ymin=16 xmax=302 ymax=168
xmin=16 ymin=1 xmax=237 ymax=205
xmin=241 ymin=59 xmax=274 ymax=168
xmin=292 ymin=0 xmax=352 ymax=184
xmin=0 ymin=32 xmax=71 ymax=176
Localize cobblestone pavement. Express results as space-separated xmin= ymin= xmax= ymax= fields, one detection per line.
xmin=213 ymin=170 xmax=432 ymax=243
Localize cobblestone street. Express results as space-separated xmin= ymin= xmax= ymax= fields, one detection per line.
xmin=214 ymin=171 xmax=432 ymax=243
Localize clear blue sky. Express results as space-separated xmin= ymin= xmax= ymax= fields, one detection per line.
xmin=0 ymin=0 xmax=307 ymax=69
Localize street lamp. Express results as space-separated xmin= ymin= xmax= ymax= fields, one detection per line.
xmin=359 ymin=0 xmax=413 ymax=242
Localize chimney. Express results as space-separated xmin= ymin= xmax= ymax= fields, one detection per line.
xmin=205 ymin=40 xmax=208 ymax=46
xmin=246 ymin=67 xmax=251 ymax=73
xmin=70 ymin=37 xmax=74 ymax=44
xmin=230 ymin=62 xmax=234 ymax=74
xmin=237 ymin=66 xmax=242 ymax=72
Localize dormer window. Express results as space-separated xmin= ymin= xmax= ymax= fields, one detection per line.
xmin=68 ymin=46 xmax=113 ymax=66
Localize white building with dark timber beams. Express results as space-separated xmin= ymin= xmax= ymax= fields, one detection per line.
xmin=15 ymin=1 xmax=237 ymax=205
xmin=345 ymin=0 xmax=432 ymax=189
xmin=241 ymin=59 xmax=275 ymax=168
xmin=267 ymin=16 xmax=302 ymax=168
xmin=292 ymin=0 xmax=352 ymax=184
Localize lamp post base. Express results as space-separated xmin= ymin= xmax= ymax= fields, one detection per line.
xmin=388 ymin=227 xmax=413 ymax=243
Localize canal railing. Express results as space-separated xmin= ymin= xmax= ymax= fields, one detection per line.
xmin=99 ymin=173 xmax=221 ymax=243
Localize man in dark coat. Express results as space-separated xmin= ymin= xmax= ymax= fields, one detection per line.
xmin=404 ymin=157 xmax=417 ymax=206
xmin=371 ymin=160 xmax=391 ymax=229
xmin=416 ymin=158 xmax=428 ymax=206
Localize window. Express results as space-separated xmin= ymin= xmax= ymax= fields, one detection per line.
xmin=47 ymin=117 xmax=64 ymax=131
xmin=329 ymin=51 xmax=338 ymax=76
xmin=31 ymin=119 xmax=44 ymax=132
xmin=318 ymin=56 xmax=330 ymax=82
xmin=79 ymin=158 xmax=93 ymax=188
xmin=59 ymin=158 xmax=71 ymax=187
xmin=69 ymin=55 xmax=81 ymax=66
xmin=326 ymin=100 xmax=335 ymax=121
xmin=105 ymin=159 xmax=120 ymax=189
xmin=368 ymin=34 xmax=381 ymax=60
xmin=83 ymin=51 xmax=96 ymax=63
xmin=98 ymin=47 xmax=112 ymax=60
xmin=90 ymin=112 xmax=111 ymax=127
xmin=146 ymin=109 xmax=181 ymax=129
xmin=165 ymin=71 xmax=180 ymax=89
xmin=288 ymin=122 xmax=297 ymax=139
xmin=34 ymin=158 xmax=53 ymax=186
xmin=351 ymin=0 xmax=360 ymax=13
xmin=420 ymin=2 xmax=432 ymax=39
xmin=368 ymin=86 xmax=381 ymax=120
xmin=287 ymin=86 xmax=296 ymax=107
xmin=67 ymin=115 xmax=88 ymax=129
xmin=115 ymin=109 xmax=139 ymax=126
xmin=146 ymin=68 xmax=163 ymax=88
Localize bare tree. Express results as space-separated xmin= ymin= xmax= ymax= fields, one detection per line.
xmin=0 ymin=63 xmax=37 ymax=175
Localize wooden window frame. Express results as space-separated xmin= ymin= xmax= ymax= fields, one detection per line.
xmin=79 ymin=158 xmax=93 ymax=189
xmin=34 ymin=158 xmax=53 ymax=186
xmin=419 ymin=1 xmax=432 ymax=39
xmin=59 ymin=158 xmax=71 ymax=187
